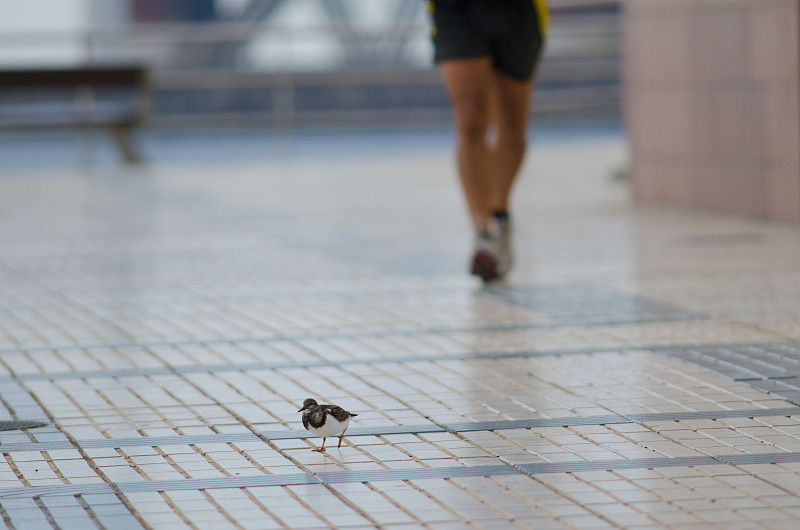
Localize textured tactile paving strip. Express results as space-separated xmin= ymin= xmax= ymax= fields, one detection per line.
xmin=656 ymin=344 xmax=800 ymax=404
xmin=0 ymin=344 xmax=622 ymax=383
xmin=0 ymin=342 xmax=784 ymax=384
xmin=482 ymin=285 xmax=702 ymax=325
xmin=0 ymin=283 xmax=705 ymax=353
xmin=0 ymin=487 xmax=144 ymax=529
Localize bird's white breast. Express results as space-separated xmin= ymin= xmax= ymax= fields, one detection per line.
xmin=307 ymin=414 xmax=350 ymax=438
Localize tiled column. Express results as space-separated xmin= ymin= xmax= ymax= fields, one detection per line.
xmin=624 ymin=0 xmax=800 ymax=222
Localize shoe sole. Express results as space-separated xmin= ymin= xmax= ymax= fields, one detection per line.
xmin=471 ymin=250 xmax=503 ymax=283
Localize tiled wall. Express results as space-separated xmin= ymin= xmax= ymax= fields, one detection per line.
xmin=624 ymin=0 xmax=800 ymax=222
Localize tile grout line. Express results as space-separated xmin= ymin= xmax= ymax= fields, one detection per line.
xmin=0 ymin=283 xmax=705 ymax=358
xmin=4 ymin=342 xmax=799 ymax=383
xmin=0 ymin=346 xmax=624 ymax=382
xmin=0 ymin=314 xmax=715 ymax=357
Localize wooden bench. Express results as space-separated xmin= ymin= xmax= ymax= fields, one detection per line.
xmin=0 ymin=65 xmax=151 ymax=164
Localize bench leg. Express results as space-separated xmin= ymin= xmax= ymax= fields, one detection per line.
xmin=110 ymin=125 xmax=143 ymax=165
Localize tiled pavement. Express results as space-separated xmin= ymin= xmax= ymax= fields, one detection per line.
xmin=1 ymin=129 xmax=800 ymax=529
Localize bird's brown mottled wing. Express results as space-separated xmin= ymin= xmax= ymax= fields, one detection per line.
xmin=327 ymin=405 xmax=351 ymax=422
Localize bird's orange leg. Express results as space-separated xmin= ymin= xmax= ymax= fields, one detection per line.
xmin=314 ymin=438 xmax=327 ymax=452
xmin=337 ymin=428 xmax=348 ymax=448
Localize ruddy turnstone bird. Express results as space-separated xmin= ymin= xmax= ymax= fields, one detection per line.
xmin=298 ymin=398 xmax=357 ymax=452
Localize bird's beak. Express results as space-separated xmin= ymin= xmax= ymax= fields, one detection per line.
xmin=298 ymin=406 xmax=306 ymax=412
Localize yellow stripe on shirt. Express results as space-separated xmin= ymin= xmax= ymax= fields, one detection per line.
xmin=532 ymin=0 xmax=549 ymax=37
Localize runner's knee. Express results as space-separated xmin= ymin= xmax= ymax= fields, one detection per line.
xmin=455 ymin=99 xmax=489 ymax=143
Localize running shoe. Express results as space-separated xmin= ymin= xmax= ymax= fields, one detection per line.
xmin=493 ymin=214 xmax=513 ymax=275
xmin=471 ymin=232 xmax=501 ymax=282
xmin=470 ymin=216 xmax=513 ymax=283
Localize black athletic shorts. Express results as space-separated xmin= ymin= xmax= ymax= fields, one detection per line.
xmin=429 ymin=0 xmax=548 ymax=82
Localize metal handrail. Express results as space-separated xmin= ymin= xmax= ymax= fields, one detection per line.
xmin=0 ymin=22 xmax=617 ymax=49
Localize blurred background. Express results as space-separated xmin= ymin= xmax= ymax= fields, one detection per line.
xmin=0 ymin=0 xmax=620 ymax=130
xmin=3 ymin=0 xmax=797 ymax=224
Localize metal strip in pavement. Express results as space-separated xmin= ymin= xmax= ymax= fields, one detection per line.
xmin=627 ymin=407 xmax=800 ymax=423
xmin=3 ymin=408 xmax=798 ymax=454
xmin=317 ymin=465 xmax=519 ymax=484
xmin=0 ymin=440 xmax=76 ymax=452
xmin=445 ymin=415 xmax=634 ymax=431
xmin=117 ymin=473 xmax=319 ymax=492
xmin=0 ymin=483 xmax=115 ymax=499
xmin=518 ymin=457 xmax=720 ymax=474
xmin=5 ymin=452 xmax=800 ymax=499
xmin=718 ymin=452 xmax=800 ymax=466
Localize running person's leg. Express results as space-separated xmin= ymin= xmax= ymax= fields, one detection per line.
xmin=480 ymin=72 xmax=533 ymax=279
xmin=438 ymin=57 xmax=494 ymax=234
xmin=438 ymin=60 xmax=530 ymax=281
xmin=431 ymin=0 xmax=546 ymax=281
xmin=486 ymin=0 xmax=545 ymax=216
xmin=441 ymin=66 xmax=534 ymax=230
xmin=488 ymin=72 xmax=533 ymax=216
